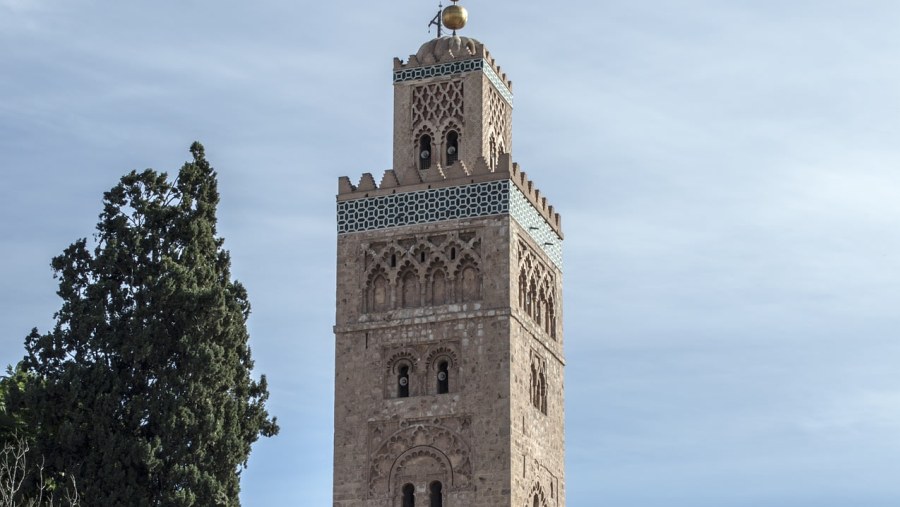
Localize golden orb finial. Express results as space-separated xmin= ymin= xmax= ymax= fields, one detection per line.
xmin=442 ymin=1 xmax=468 ymax=33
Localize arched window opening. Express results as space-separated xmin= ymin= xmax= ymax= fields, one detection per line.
xmin=431 ymin=269 xmax=447 ymax=305
xmin=450 ymin=247 xmax=456 ymax=260
xmin=547 ymin=296 xmax=557 ymax=339
xmin=371 ymin=275 xmax=388 ymax=313
xmin=533 ymin=494 xmax=540 ymax=507
xmin=518 ymin=270 xmax=527 ymax=309
xmin=391 ymin=254 xmax=397 ymax=268
xmin=539 ymin=371 xmax=548 ymax=414
xmin=402 ymin=483 xmax=415 ymax=507
xmin=536 ymin=289 xmax=546 ymax=326
xmin=437 ymin=360 xmax=449 ymax=394
xmin=398 ymin=365 xmax=410 ymax=398
xmin=445 ymin=130 xmax=459 ymax=166
xmin=402 ymin=271 xmax=419 ymax=308
xmin=460 ymin=265 xmax=480 ymax=301
xmin=527 ymin=279 xmax=537 ymax=319
xmin=429 ymin=481 xmax=443 ymax=507
xmin=419 ymin=134 xmax=432 ymax=170
xmin=420 ymin=251 xmax=426 ymax=263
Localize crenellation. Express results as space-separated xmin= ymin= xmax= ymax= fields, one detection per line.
xmin=443 ymin=160 xmax=470 ymax=179
xmin=357 ymin=172 xmax=377 ymax=191
xmin=422 ymin=166 xmax=447 ymax=183
xmin=378 ymin=170 xmax=399 ymax=189
xmin=472 ymin=156 xmax=492 ymax=175
xmin=497 ymin=152 xmax=513 ymax=174
xmin=337 ymin=159 xmax=564 ymax=240
xmin=338 ymin=176 xmax=356 ymax=194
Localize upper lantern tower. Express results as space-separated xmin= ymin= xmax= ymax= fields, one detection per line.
xmin=391 ymin=31 xmax=513 ymax=184
xmin=334 ymin=4 xmax=566 ymax=506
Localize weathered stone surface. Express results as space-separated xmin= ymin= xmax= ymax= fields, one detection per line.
xmin=334 ymin=35 xmax=565 ymax=507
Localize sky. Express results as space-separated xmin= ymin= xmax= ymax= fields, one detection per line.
xmin=2 ymin=0 xmax=900 ymax=505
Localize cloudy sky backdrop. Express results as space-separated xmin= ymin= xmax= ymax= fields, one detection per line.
xmin=2 ymin=1 xmax=899 ymax=505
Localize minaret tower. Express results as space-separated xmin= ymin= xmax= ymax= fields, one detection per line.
xmin=333 ymin=4 xmax=565 ymax=506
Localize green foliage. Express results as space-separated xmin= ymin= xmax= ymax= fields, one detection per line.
xmin=19 ymin=143 xmax=277 ymax=506
xmin=0 ymin=363 xmax=33 ymax=447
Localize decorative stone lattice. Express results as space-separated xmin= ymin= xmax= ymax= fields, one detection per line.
xmin=487 ymin=82 xmax=510 ymax=143
xmin=412 ymin=81 xmax=464 ymax=128
xmin=517 ymin=239 xmax=558 ymax=339
xmin=363 ymin=230 xmax=482 ymax=312
xmin=337 ymin=181 xmax=563 ymax=270
xmin=394 ymin=59 xmax=482 ymax=84
xmin=368 ymin=420 xmax=473 ymax=498
xmin=530 ymin=351 xmax=549 ymax=415
xmin=337 ymin=181 xmax=508 ymax=234
xmin=483 ymin=62 xmax=514 ymax=107
xmin=510 ymin=186 xmax=563 ymax=269
xmin=528 ymin=482 xmax=551 ymax=507
xmin=394 ymin=58 xmax=513 ymax=108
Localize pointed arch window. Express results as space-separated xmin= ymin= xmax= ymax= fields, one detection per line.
xmin=368 ymin=273 xmax=389 ymax=313
xmin=401 ymin=270 xmax=419 ymax=308
xmin=445 ymin=130 xmax=459 ymax=165
xmin=419 ymin=134 xmax=432 ymax=170
xmin=431 ymin=269 xmax=447 ymax=306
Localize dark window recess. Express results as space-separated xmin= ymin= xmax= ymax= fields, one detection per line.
xmin=437 ymin=361 xmax=449 ymax=394
xmin=398 ymin=365 xmax=410 ymax=398
xmin=430 ymin=481 xmax=443 ymax=507
xmin=403 ymin=483 xmax=415 ymax=507
xmin=445 ymin=131 xmax=459 ymax=165
xmin=419 ymin=135 xmax=432 ymax=170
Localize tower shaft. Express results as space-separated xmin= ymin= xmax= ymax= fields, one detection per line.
xmin=334 ymin=33 xmax=565 ymax=507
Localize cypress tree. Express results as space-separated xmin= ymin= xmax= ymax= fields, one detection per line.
xmin=20 ymin=143 xmax=277 ymax=505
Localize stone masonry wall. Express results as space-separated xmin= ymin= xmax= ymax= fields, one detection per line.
xmin=334 ymin=215 xmax=518 ymax=506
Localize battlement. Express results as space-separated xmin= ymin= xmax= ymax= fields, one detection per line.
xmin=337 ymin=153 xmax=562 ymax=239
xmin=393 ymin=36 xmax=513 ymax=93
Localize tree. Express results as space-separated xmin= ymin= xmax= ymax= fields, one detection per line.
xmin=1 ymin=431 xmax=79 ymax=507
xmin=18 ymin=143 xmax=277 ymax=506
xmin=0 ymin=364 xmax=30 ymax=444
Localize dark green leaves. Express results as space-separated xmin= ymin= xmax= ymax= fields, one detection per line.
xmin=18 ymin=143 xmax=277 ymax=506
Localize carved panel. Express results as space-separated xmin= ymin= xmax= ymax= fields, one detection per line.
xmin=368 ymin=417 xmax=474 ymax=498
xmin=362 ymin=230 xmax=484 ymax=313
xmin=530 ymin=350 xmax=548 ymax=415
xmin=412 ymin=80 xmax=464 ymax=128
xmin=383 ymin=342 xmax=461 ymax=398
xmin=517 ymin=239 xmax=559 ymax=339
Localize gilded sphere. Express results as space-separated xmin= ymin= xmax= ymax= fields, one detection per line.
xmin=442 ymin=4 xmax=468 ymax=31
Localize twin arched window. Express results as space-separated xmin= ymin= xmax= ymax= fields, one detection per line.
xmin=395 ymin=359 xmax=451 ymax=398
xmin=400 ymin=482 xmax=443 ymax=507
xmin=418 ymin=130 xmax=460 ymax=170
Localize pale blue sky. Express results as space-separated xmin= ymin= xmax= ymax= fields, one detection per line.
xmin=2 ymin=1 xmax=900 ymax=505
